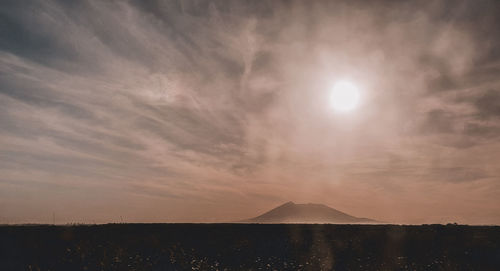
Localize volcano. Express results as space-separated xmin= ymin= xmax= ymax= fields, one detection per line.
xmin=242 ymin=201 xmax=379 ymax=223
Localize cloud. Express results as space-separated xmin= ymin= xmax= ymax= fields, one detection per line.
xmin=419 ymin=109 xmax=456 ymax=134
xmin=1 ymin=0 xmax=500 ymax=224
xmin=473 ymin=89 xmax=500 ymax=119
xmin=428 ymin=167 xmax=489 ymax=183
xmin=464 ymin=122 xmax=500 ymax=138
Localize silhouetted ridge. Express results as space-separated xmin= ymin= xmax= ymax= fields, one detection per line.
xmin=242 ymin=202 xmax=378 ymax=223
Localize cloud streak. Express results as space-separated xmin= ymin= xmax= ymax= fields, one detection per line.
xmin=1 ymin=0 xmax=500 ymax=224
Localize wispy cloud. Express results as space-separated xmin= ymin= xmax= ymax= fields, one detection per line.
xmin=1 ymin=0 xmax=500 ymax=224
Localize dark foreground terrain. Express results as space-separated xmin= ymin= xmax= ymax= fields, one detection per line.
xmin=1 ymin=224 xmax=499 ymax=270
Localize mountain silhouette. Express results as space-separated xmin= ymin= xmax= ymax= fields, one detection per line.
xmin=242 ymin=201 xmax=378 ymax=223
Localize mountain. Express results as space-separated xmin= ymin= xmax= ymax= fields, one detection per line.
xmin=241 ymin=201 xmax=378 ymax=223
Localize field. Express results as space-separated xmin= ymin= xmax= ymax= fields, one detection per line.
xmin=1 ymin=224 xmax=499 ymax=270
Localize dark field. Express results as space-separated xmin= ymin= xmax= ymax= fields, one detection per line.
xmin=1 ymin=224 xmax=499 ymax=271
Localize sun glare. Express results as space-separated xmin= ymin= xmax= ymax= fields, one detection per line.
xmin=330 ymin=80 xmax=360 ymax=112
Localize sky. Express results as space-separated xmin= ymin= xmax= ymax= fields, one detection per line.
xmin=1 ymin=0 xmax=500 ymax=225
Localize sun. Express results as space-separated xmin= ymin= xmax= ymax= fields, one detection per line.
xmin=330 ymin=80 xmax=360 ymax=112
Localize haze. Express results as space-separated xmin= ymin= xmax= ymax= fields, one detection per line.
xmin=1 ymin=0 xmax=500 ymax=225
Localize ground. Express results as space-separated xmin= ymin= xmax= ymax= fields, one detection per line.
xmin=1 ymin=224 xmax=499 ymax=270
